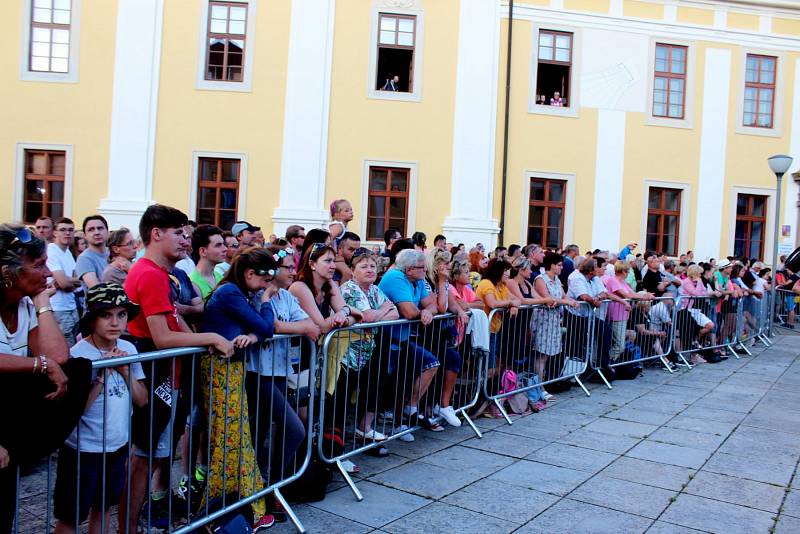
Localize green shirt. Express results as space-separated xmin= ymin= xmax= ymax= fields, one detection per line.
xmin=189 ymin=269 xmax=223 ymax=300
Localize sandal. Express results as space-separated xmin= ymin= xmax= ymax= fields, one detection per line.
xmin=419 ymin=416 xmax=445 ymax=432
xmin=365 ymin=444 xmax=390 ymax=457
xmin=341 ymin=459 xmax=360 ymax=474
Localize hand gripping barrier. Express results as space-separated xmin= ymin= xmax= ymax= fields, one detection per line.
xmin=317 ymin=312 xmax=484 ymax=501
xmin=590 ymin=296 xmax=677 ymax=388
xmin=483 ymin=302 xmax=593 ymax=425
xmin=6 ymin=335 xmax=317 ymax=534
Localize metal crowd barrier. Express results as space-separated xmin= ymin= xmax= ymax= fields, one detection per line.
xmin=484 ymin=303 xmax=592 ymax=425
xmin=673 ymin=295 xmax=743 ymax=363
xmin=317 ymin=312 xmax=483 ymax=501
xmin=8 ymin=335 xmax=317 ymax=534
xmin=737 ymin=293 xmax=771 ymax=351
xmin=774 ymin=288 xmax=799 ymax=331
xmin=591 ymin=296 xmax=677 ymax=388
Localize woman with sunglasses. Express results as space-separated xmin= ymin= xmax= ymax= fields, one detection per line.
xmin=0 ymin=224 xmax=93 ymax=532
xmin=200 ymin=246 xmax=280 ymax=531
xmin=246 ymin=245 xmax=320 ymax=520
xmin=102 ymin=227 xmax=136 ymax=286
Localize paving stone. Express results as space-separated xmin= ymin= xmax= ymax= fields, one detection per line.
xmin=442 ymin=478 xmax=558 ymax=523
xmin=352 ymin=452 xmax=411 ymax=479
xmin=460 ymin=430 xmax=550 ymax=458
xmin=683 ymin=471 xmax=786 ymax=513
xmin=514 ymin=498 xmax=652 ymax=533
xmin=561 ymin=428 xmax=641 ymax=454
xmin=645 ymin=520 xmax=708 ymax=533
xmin=660 ymin=493 xmax=775 ymax=533
xmin=718 ymin=426 xmax=800 ymax=464
xmin=382 ymin=502 xmax=518 ymax=534
xmin=605 ymin=406 xmax=674 ymax=426
xmin=387 ymin=434 xmax=453 ymax=460
xmin=646 ymin=426 xmax=726 ymax=451
xmin=525 ymin=442 xmax=617 ymax=473
xmin=665 ymin=415 xmax=738 ymax=436
xmin=270 ymin=504 xmax=372 ymax=534
xmin=369 ymin=460 xmax=483 ymax=499
xmin=680 ymin=406 xmax=747 ymax=424
xmin=600 ymin=456 xmax=695 ymax=491
xmin=568 ymin=475 xmax=676 ymax=519
xmin=584 ymin=418 xmax=658 ymax=439
xmin=703 ymin=452 xmax=794 ymax=486
xmin=417 ymin=445 xmax=515 ymax=477
xmin=488 ymin=460 xmax=592 ymax=496
xmin=625 ymin=440 xmax=712 ymax=469
xmin=775 ymin=514 xmax=800 ymax=534
xmin=311 ymin=481 xmax=431 ymax=528
xmin=780 ymin=489 xmax=800 ymax=518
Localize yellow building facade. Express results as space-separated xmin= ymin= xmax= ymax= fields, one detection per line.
xmin=2 ymin=0 xmax=800 ymax=261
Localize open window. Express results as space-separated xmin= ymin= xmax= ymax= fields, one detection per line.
xmin=375 ymin=13 xmax=416 ymax=93
xmin=535 ymin=30 xmax=573 ymax=107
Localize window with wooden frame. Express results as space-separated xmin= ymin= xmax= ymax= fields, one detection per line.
xmin=196 ymin=157 xmax=240 ymax=230
xmin=375 ymin=13 xmax=416 ymax=93
xmin=366 ymin=167 xmax=409 ymax=240
xmin=646 ymin=187 xmax=681 ymax=256
xmin=536 ymin=30 xmax=573 ymax=107
xmin=744 ymin=54 xmax=777 ymax=129
xmin=205 ymin=1 xmax=247 ymax=82
xmin=29 ymin=0 xmax=72 ymax=73
xmin=653 ymin=43 xmax=687 ymax=119
xmin=23 ymin=150 xmax=66 ymax=223
xmin=528 ymin=178 xmax=566 ymax=249
xmin=734 ymin=194 xmax=767 ymax=259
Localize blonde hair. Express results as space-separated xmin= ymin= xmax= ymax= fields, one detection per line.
xmin=687 ymin=264 xmax=703 ymax=278
xmin=426 ymin=248 xmax=452 ymax=282
xmin=614 ymin=260 xmax=629 ymax=274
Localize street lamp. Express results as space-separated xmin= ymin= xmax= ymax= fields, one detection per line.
xmin=767 ymin=154 xmax=793 ymax=336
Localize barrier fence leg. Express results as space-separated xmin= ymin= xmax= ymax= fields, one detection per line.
xmin=738 ymin=342 xmax=753 ymax=356
xmin=274 ymin=488 xmax=306 ymax=534
xmin=759 ymin=333 xmax=772 ymax=346
xmin=595 ymin=369 xmax=613 ymax=390
xmin=492 ymin=397 xmax=513 ymax=425
xmin=660 ymin=355 xmax=675 ymax=373
xmin=461 ymin=410 xmax=483 ymax=438
xmin=336 ymin=459 xmax=364 ymax=502
xmin=574 ymin=376 xmax=591 ymax=397
xmin=677 ymin=352 xmax=693 ymax=369
xmin=727 ymin=344 xmax=741 ymax=360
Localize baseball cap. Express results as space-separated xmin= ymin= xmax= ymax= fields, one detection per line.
xmin=231 ymin=221 xmax=260 ymax=236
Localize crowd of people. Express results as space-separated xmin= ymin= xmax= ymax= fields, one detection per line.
xmin=2 ymin=202 xmax=800 ymax=534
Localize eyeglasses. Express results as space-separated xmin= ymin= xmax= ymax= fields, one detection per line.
xmin=409 ymin=264 xmax=425 ymax=270
xmin=9 ymin=227 xmax=33 ymax=247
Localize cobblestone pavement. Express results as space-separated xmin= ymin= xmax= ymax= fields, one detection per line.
xmin=15 ymin=335 xmax=800 ymax=534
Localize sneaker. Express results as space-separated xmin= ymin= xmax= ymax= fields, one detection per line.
xmin=341 ymin=459 xmax=360 ymax=474
xmin=541 ymin=391 xmax=555 ymax=402
xmin=662 ymin=362 xmax=678 ymax=371
xmin=392 ymin=425 xmax=415 ymax=442
xmin=438 ymin=406 xmax=462 ymax=427
xmin=676 ymin=360 xmax=691 ymax=368
xmin=418 ymin=415 xmax=445 ymax=432
xmin=379 ymin=410 xmax=394 ymax=422
xmin=355 ymin=428 xmax=388 ymax=441
xmin=432 ymin=404 xmax=441 ymax=416
xmin=253 ymin=514 xmax=276 ymax=532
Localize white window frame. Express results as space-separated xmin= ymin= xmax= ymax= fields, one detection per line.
xmin=640 ymin=180 xmax=691 ymax=257
xmin=189 ymin=151 xmax=249 ymax=222
xmin=644 ymin=37 xmax=696 ymax=130
xmin=520 ymin=170 xmax=576 ymax=247
xmin=195 ymin=0 xmax=257 ymax=92
xmin=367 ymin=6 xmax=425 ymax=103
xmin=528 ymin=24 xmax=581 ymax=118
xmin=19 ymin=0 xmax=81 ymax=83
xmin=727 ymin=186 xmax=776 ymax=260
xmin=14 ymin=142 xmax=74 ymax=222
xmin=735 ymin=48 xmax=785 ymax=139
xmin=360 ymin=159 xmax=418 ymax=244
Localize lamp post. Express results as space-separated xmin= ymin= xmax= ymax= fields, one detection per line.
xmin=767 ymin=154 xmax=793 ymax=336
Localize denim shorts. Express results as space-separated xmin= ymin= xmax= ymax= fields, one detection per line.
xmin=53 ymin=445 xmax=128 ymax=524
xmin=387 ymin=340 xmax=440 ymax=376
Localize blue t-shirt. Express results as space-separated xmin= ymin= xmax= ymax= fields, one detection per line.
xmin=378 ymin=268 xmax=428 ymax=341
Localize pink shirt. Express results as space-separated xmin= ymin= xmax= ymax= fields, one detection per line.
xmin=603 ymin=275 xmax=632 ymax=321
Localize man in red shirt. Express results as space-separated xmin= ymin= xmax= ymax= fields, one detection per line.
xmin=121 ymin=204 xmax=233 ymax=533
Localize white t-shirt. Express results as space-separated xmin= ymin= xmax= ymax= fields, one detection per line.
xmin=64 ymin=338 xmax=145 ymax=452
xmin=0 ymin=297 xmax=38 ymax=356
xmin=46 ymin=243 xmax=77 ymax=312
xmin=175 ymin=257 xmax=196 ymax=276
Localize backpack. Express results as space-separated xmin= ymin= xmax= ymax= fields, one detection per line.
xmin=614 ymin=341 xmax=643 ymax=380
xmin=198 ymin=494 xmax=254 ymax=534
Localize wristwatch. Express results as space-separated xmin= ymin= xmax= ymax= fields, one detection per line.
xmin=36 ymin=305 xmax=53 ymax=317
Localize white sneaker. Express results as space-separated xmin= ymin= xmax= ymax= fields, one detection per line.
xmin=392 ymin=425 xmax=415 ymax=442
xmin=379 ymin=410 xmax=394 ymax=422
xmin=438 ymin=406 xmax=461 ymax=427
xmin=432 ymin=404 xmax=441 ymax=416
xmin=542 ymin=391 xmax=555 ymax=402
xmin=355 ymin=428 xmax=387 ymax=441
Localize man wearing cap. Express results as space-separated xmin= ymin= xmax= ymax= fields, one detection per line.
xmin=232 ymin=221 xmax=259 ymax=248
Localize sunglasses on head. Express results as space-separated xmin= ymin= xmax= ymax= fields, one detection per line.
xmin=352 ymin=247 xmax=372 ymax=259
xmin=254 ymin=268 xmax=276 ymax=277
xmin=310 ymin=242 xmax=329 ymax=254
xmin=9 ymin=227 xmax=33 ymax=247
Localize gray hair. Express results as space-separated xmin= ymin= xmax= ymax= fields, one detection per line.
xmin=395 ymin=248 xmax=425 ymax=273
xmin=0 ymin=223 xmax=47 ymax=294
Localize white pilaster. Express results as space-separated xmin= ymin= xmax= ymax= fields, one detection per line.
xmin=590 ymin=109 xmax=626 ymax=252
xmin=784 ymin=58 xmax=800 ymax=249
xmin=99 ymin=0 xmax=163 ymax=232
xmin=271 ymin=0 xmax=336 ymax=236
xmin=694 ymin=48 xmax=732 ymax=261
xmin=442 ymin=0 xmax=501 ymax=248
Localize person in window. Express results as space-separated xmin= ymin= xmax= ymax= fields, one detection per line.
xmin=382 ymin=74 xmax=400 ymax=91
xmin=550 ymin=91 xmax=564 ymax=106
xmin=0 ymin=224 xmax=92 ymax=533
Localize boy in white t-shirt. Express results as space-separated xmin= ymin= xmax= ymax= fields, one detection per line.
xmin=53 ymin=283 xmax=147 ymax=533
xmin=46 ymin=217 xmax=81 ymax=346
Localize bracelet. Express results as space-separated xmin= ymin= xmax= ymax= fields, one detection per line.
xmin=36 ymin=305 xmax=53 ymax=317
xmin=32 ymin=356 xmax=39 ymax=374
xmin=39 ymin=355 xmax=48 ymax=375
xmin=341 ymin=306 xmax=351 ymax=317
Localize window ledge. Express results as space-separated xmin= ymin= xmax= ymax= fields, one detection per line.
xmin=528 ymin=103 xmax=579 ymax=118
xmin=20 ymin=70 xmax=78 ymax=84
xmin=195 ymin=79 xmax=252 ymax=93
xmin=368 ymin=90 xmax=421 ymax=103
xmin=734 ymin=124 xmax=782 ymax=138
xmin=644 ymin=115 xmax=694 ymax=130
